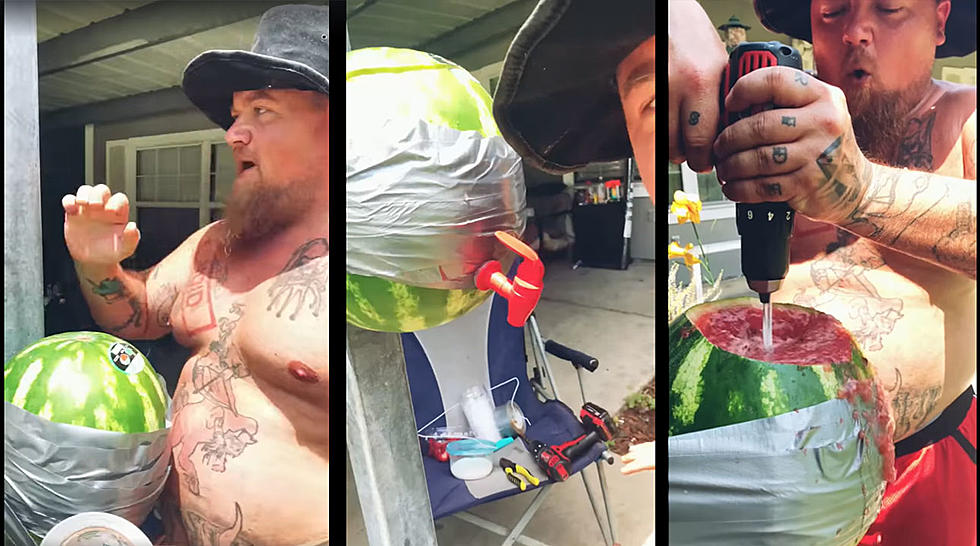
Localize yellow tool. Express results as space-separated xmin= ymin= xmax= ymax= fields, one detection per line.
xmin=500 ymin=457 xmax=540 ymax=490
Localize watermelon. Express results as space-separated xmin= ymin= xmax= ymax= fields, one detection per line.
xmin=346 ymin=47 xmax=524 ymax=333
xmin=669 ymin=298 xmax=893 ymax=466
xmin=4 ymin=331 xmax=167 ymax=434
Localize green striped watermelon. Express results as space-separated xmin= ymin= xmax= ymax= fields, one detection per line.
xmin=345 ymin=47 xmax=519 ymax=333
xmin=4 ymin=331 xmax=167 ymax=433
xmin=669 ymin=298 xmax=882 ymax=437
xmin=346 ymin=273 xmax=491 ymax=332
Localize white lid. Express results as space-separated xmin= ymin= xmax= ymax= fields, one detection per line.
xmin=449 ymin=456 xmax=493 ymax=480
xmin=40 ymin=512 xmax=152 ymax=546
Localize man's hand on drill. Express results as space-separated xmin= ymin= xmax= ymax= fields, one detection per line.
xmin=713 ymin=66 xmax=874 ymax=225
xmin=668 ymin=0 xmax=728 ymax=172
xmin=63 ymin=184 xmax=140 ymax=266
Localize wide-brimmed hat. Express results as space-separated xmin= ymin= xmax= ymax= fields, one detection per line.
xmin=719 ymin=15 xmax=751 ymax=31
xmin=182 ymin=4 xmax=328 ymax=130
xmin=493 ymin=0 xmax=654 ymax=174
xmin=754 ymin=0 xmax=976 ymax=58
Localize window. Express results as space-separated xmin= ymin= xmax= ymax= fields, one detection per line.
xmin=107 ymin=129 xmax=234 ymax=269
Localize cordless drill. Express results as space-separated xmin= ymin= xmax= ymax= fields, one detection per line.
xmin=524 ymin=403 xmax=616 ymax=482
xmin=722 ymin=42 xmax=803 ymax=303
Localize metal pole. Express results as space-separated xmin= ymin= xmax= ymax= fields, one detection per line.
xmin=346 ymin=325 xmax=438 ymax=546
xmin=4 ymin=0 xmax=44 ymax=362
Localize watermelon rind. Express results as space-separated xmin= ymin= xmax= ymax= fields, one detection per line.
xmin=4 ymin=331 xmax=168 ymax=434
xmin=346 ymin=273 xmax=491 ymax=332
xmin=669 ymin=298 xmax=874 ymax=437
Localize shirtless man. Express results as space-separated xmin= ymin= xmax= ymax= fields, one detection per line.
xmin=492 ymin=0 xmax=655 ymax=477
xmin=61 ymin=6 xmax=329 ymax=545
xmin=708 ymin=0 xmax=975 ymax=542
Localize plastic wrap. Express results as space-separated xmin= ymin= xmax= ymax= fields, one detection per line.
xmin=4 ymin=375 xmax=172 ymax=537
xmin=347 ymin=118 xmax=527 ymax=290
xmin=668 ymin=398 xmax=886 ymax=545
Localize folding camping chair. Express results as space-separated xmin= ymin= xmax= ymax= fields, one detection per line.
xmin=402 ymin=280 xmax=619 ymax=546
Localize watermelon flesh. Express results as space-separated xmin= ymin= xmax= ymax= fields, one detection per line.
xmin=4 ymin=331 xmax=168 ymax=434
xmin=669 ymin=298 xmax=895 ymax=481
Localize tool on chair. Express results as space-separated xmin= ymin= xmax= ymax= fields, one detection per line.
xmin=475 ymin=231 xmax=544 ymax=327
xmin=722 ymin=41 xmax=803 ymax=349
xmin=520 ymin=402 xmax=617 ymax=482
xmin=500 ymin=457 xmax=540 ymax=491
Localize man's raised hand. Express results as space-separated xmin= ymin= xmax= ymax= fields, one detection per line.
xmin=713 ymin=66 xmax=872 ymax=225
xmin=63 ymin=184 xmax=141 ymax=266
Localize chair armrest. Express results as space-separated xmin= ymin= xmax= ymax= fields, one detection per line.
xmin=544 ymin=340 xmax=599 ymax=372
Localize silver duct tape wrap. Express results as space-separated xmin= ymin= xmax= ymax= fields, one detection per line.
xmin=347 ymin=119 xmax=527 ymax=290
xmin=3 ymin=375 xmax=173 ymax=537
xmin=668 ymin=398 xmax=886 ymax=546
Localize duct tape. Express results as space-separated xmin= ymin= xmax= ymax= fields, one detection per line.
xmin=346 ymin=119 xmax=527 ymax=289
xmin=40 ymin=512 xmax=151 ymax=546
xmin=668 ymin=398 xmax=886 ymax=545
xmin=3 ymin=373 xmax=173 ymax=538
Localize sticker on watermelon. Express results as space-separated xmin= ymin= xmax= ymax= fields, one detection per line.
xmin=108 ymin=341 xmax=145 ymax=375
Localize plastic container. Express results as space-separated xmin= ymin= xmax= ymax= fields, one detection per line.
xmin=446 ymin=441 xmax=493 ymax=480
xmin=493 ymin=401 xmax=526 ymax=438
xmin=460 ymin=386 xmax=501 ymax=442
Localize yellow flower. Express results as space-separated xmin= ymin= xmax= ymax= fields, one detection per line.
xmin=668 ymin=241 xmax=701 ymax=267
xmin=671 ymin=190 xmax=702 ymax=224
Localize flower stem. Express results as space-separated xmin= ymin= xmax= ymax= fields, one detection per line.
xmin=690 ymin=223 xmax=715 ymax=284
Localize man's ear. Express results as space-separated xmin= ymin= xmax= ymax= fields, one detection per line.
xmin=935 ymin=0 xmax=952 ymax=46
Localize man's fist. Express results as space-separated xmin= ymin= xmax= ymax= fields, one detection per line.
xmin=713 ymin=66 xmax=872 ymax=225
xmin=63 ymin=184 xmax=140 ymax=266
xmin=668 ymin=0 xmax=729 ymax=172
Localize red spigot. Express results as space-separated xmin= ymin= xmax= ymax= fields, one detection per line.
xmin=475 ymin=231 xmax=544 ymax=327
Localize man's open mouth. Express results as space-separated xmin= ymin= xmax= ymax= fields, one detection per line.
xmin=849 ymin=69 xmax=871 ymax=82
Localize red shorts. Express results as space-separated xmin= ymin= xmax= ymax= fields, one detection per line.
xmin=861 ymin=387 xmax=977 ymax=545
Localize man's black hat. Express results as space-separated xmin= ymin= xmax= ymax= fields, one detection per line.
xmin=754 ymin=0 xmax=976 ymax=58
xmin=719 ymin=15 xmax=752 ymax=31
xmin=493 ymin=0 xmax=654 ymax=174
xmin=182 ymin=4 xmax=329 ymax=130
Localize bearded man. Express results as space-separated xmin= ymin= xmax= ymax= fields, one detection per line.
xmin=61 ymin=5 xmax=329 ymax=545
xmin=709 ymin=1 xmax=975 ymax=542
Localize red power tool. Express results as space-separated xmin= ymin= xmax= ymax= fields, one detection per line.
xmin=523 ymin=403 xmax=616 ymax=482
xmin=475 ymin=231 xmax=544 ymax=327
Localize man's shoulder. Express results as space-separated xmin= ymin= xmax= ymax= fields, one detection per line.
xmin=934 ymin=79 xmax=976 ymax=118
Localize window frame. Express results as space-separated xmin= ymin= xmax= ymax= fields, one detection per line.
xmin=107 ymin=128 xmax=230 ymax=228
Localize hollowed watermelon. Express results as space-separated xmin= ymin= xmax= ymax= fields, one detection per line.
xmin=669 ymin=298 xmax=893 ymax=471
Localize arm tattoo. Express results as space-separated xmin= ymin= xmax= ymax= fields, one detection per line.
xmin=932 ymin=200 xmax=977 ymax=277
xmin=815 ymin=134 xmax=866 ymax=218
xmin=171 ymin=304 xmax=257 ymax=496
xmin=773 ymin=146 xmax=788 ymax=164
xmin=267 ymin=238 xmax=328 ymax=321
xmin=688 ymin=111 xmax=700 ymax=126
xmin=765 ymin=183 xmax=782 ymax=196
xmin=155 ymin=284 xmax=179 ymax=328
xmin=182 ymin=502 xmax=253 ymax=546
xmin=86 ymin=277 xmax=126 ymax=303
xmin=781 ymin=116 xmax=796 ymax=127
xmin=106 ymin=297 xmax=146 ymax=334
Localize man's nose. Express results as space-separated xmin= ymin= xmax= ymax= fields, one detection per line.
xmin=841 ymin=12 xmax=874 ymax=46
xmin=225 ymin=118 xmax=252 ymax=147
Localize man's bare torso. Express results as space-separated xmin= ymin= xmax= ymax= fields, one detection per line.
xmin=161 ymin=223 xmax=328 ymax=545
xmin=776 ymin=80 xmax=977 ymax=441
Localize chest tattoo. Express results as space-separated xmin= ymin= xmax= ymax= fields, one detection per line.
xmin=267 ymin=238 xmax=328 ymax=321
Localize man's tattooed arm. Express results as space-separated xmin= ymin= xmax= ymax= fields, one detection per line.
xmin=814 ymin=132 xmax=977 ymax=279
xmin=74 ymin=261 xmax=154 ymax=338
xmin=839 ymin=161 xmax=976 ymax=278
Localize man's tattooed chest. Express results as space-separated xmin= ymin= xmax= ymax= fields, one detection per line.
xmin=792 ymin=230 xmax=904 ymax=352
